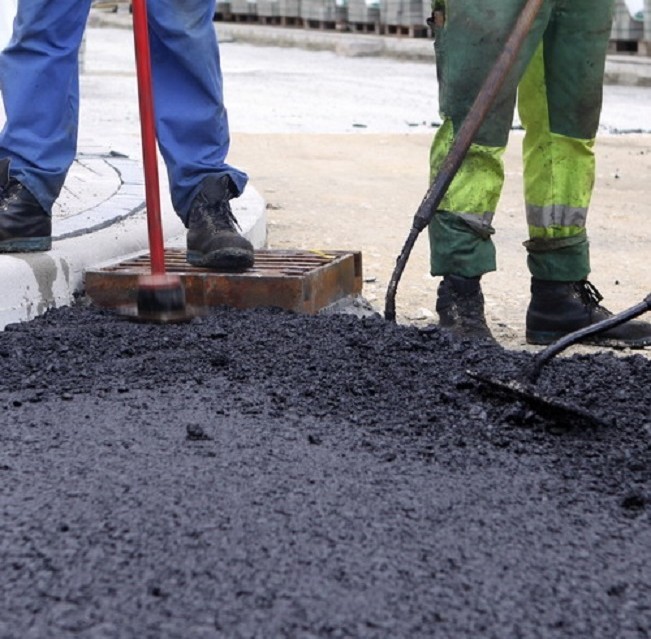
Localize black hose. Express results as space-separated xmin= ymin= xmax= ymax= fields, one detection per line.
xmin=527 ymin=294 xmax=651 ymax=383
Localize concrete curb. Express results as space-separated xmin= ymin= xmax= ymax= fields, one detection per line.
xmin=217 ymin=22 xmax=651 ymax=86
xmin=53 ymin=152 xmax=145 ymax=241
xmin=604 ymin=53 xmax=651 ymax=86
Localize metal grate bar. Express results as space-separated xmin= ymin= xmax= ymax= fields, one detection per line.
xmin=85 ymin=248 xmax=363 ymax=314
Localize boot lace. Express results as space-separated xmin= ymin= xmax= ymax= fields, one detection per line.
xmin=575 ymin=280 xmax=611 ymax=315
xmin=196 ymin=194 xmax=242 ymax=232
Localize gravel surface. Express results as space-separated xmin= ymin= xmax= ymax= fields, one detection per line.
xmin=1 ymin=304 xmax=650 ymax=638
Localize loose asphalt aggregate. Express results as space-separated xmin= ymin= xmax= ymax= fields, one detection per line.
xmin=0 ymin=303 xmax=650 ymax=638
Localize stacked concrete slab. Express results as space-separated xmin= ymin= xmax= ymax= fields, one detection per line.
xmin=612 ymin=0 xmax=644 ymax=49
xmin=267 ymin=0 xmax=303 ymax=24
xmin=610 ymin=0 xmax=651 ymax=54
xmin=278 ymin=0 xmax=303 ymax=23
xmin=346 ymin=0 xmax=381 ymax=33
xmin=230 ymin=0 xmax=258 ymax=21
xmin=257 ymin=0 xmax=282 ymax=19
xmin=300 ymin=0 xmax=346 ymax=28
xmin=223 ymin=0 xmax=431 ymax=35
xmin=379 ymin=0 xmax=429 ymax=36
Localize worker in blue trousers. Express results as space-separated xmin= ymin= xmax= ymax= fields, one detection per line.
xmin=0 ymin=0 xmax=253 ymax=270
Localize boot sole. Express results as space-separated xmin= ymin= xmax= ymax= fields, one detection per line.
xmin=0 ymin=237 xmax=52 ymax=253
xmin=526 ymin=330 xmax=651 ymax=350
xmin=186 ymin=248 xmax=254 ymax=272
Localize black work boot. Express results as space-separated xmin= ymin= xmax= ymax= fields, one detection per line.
xmin=0 ymin=159 xmax=52 ymax=253
xmin=526 ymin=279 xmax=651 ymax=348
xmin=435 ymin=274 xmax=494 ymax=340
xmin=186 ymin=175 xmax=254 ymax=271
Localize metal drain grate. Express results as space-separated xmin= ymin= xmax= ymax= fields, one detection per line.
xmin=85 ymin=248 xmax=363 ymax=314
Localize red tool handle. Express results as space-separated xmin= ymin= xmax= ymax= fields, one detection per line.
xmin=132 ymin=0 xmax=165 ymax=275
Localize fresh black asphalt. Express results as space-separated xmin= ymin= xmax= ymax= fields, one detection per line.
xmin=1 ymin=305 xmax=649 ymax=638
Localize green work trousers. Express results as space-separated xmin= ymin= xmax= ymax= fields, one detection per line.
xmin=428 ymin=0 xmax=615 ymax=281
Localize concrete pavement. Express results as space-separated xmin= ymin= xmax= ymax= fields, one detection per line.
xmin=1 ymin=9 xmax=650 ymax=329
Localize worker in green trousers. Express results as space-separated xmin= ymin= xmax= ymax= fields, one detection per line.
xmin=429 ymin=0 xmax=651 ymax=347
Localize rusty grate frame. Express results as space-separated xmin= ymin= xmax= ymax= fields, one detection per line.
xmin=85 ymin=248 xmax=363 ymax=314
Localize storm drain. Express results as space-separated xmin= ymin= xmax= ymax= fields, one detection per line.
xmin=84 ymin=248 xmax=363 ymax=314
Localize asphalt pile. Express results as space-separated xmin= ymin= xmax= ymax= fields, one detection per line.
xmin=0 ymin=304 xmax=649 ymax=638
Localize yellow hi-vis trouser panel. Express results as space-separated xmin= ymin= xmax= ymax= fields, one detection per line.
xmin=519 ymin=46 xmax=595 ymax=246
xmin=428 ymin=0 xmax=614 ymax=281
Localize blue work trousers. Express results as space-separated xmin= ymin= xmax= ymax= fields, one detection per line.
xmin=0 ymin=0 xmax=247 ymax=225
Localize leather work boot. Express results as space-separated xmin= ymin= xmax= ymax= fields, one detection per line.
xmin=186 ymin=175 xmax=254 ymax=271
xmin=0 ymin=159 xmax=52 ymax=253
xmin=526 ymin=279 xmax=651 ymax=348
xmin=435 ymin=274 xmax=494 ymax=340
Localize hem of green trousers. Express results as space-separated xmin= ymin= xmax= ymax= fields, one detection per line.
xmin=428 ymin=211 xmax=496 ymax=277
xmin=525 ymin=234 xmax=591 ymax=281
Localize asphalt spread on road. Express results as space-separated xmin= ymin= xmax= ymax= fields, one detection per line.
xmin=1 ymin=304 xmax=649 ymax=638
